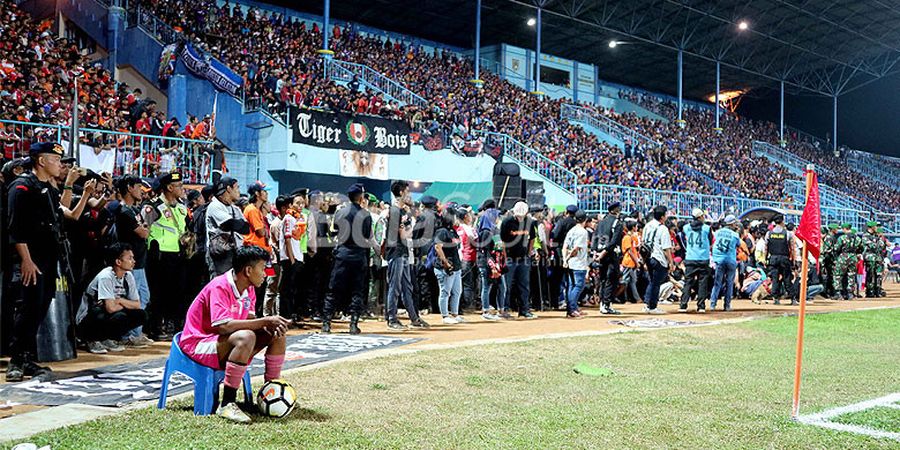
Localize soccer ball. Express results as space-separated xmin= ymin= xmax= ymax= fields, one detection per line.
xmin=256 ymin=379 xmax=297 ymax=418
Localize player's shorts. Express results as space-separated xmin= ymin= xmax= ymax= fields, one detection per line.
xmin=179 ymin=334 xmax=222 ymax=369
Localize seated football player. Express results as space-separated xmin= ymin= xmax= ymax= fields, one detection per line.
xmin=179 ymin=245 xmax=292 ymax=423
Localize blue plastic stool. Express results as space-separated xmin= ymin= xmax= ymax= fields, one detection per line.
xmin=158 ymin=332 xmax=253 ymax=415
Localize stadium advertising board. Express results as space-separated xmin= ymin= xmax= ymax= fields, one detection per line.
xmin=290 ymin=107 xmax=411 ymax=155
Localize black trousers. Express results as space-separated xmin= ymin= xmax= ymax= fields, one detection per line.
xmin=8 ymin=260 xmax=57 ymax=361
xmin=79 ymin=307 xmax=147 ymax=342
xmin=278 ymin=260 xmax=303 ymax=319
xmin=597 ymin=256 xmax=620 ymax=308
xmin=146 ymin=250 xmax=187 ymax=329
xmin=767 ymin=255 xmax=794 ymax=299
xmin=324 ymin=249 xmax=368 ymax=319
xmin=308 ymin=251 xmax=333 ymax=317
xmin=680 ymin=261 xmax=710 ymax=310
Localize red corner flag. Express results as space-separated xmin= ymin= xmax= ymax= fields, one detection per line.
xmin=795 ymin=169 xmax=821 ymax=260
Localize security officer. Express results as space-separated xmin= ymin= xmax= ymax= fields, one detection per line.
xmin=862 ymin=221 xmax=883 ymax=298
xmin=413 ymin=195 xmax=439 ymax=313
xmin=821 ymin=224 xmax=840 ymax=298
xmin=764 ymin=215 xmax=794 ymax=303
xmin=832 ymin=223 xmax=855 ymax=300
xmin=875 ymin=227 xmax=887 ymax=297
xmin=592 ymin=201 xmax=624 ymax=314
xmin=143 ymin=172 xmax=188 ymax=340
xmin=322 ymin=183 xmax=373 ymax=334
xmin=5 ymin=143 xmax=66 ymax=381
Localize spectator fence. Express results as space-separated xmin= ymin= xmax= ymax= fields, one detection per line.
xmin=323 ymin=59 xmax=429 ymax=108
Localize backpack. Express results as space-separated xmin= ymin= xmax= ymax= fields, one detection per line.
xmin=423 ymin=242 xmax=437 ymax=271
xmin=640 ymin=224 xmax=659 ymax=264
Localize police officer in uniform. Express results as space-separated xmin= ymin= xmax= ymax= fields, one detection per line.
xmin=592 ymin=202 xmax=624 ymax=314
xmin=764 ymin=215 xmax=795 ymax=304
xmin=5 ymin=143 xmax=67 ymax=381
xmin=322 ymin=184 xmax=374 ymax=335
xmin=143 ymin=172 xmax=188 ymax=340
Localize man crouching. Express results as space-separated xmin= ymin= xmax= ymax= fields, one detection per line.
xmin=179 ymin=246 xmax=291 ymax=423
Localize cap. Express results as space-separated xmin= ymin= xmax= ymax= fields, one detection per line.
xmin=607 ymin=201 xmax=622 ymax=212
xmin=215 ymin=175 xmax=237 ymax=195
xmin=158 ymin=171 xmax=183 ymax=188
xmin=828 ymin=223 xmax=840 ymax=230
xmin=723 ymin=214 xmax=738 ymax=225
xmin=200 ymin=184 xmax=216 ymax=200
xmin=29 ymin=142 xmax=65 ymax=158
xmin=877 ymin=227 xmax=884 ymax=233
xmin=691 ymin=208 xmax=705 ymax=219
xmin=420 ymin=195 xmax=438 ymax=208
xmin=513 ymin=201 xmax=529 ymax=217
xmin=61 ymin=156 xmax=77 ymax=164
xmin=347 ymin=183 xmax=366 ymax=196
xmin=866 ymin=221 xmax=878 ymax=227
xmin=366 ymin=193 xmax=379 ymax=204
xmin=291 ymin=187 xmax=309 ymax=197
xmin=842 ymin=223 xmax=852 ymax=229
xmin=247 ymin=180 xmax=271 ymax=197
xmin=565 ymin=205 xmax=578 ymax=214
xmin=574 ymin=209 xmax=587 ymax=222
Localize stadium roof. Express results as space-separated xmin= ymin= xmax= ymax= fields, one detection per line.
xmin=291 ymin=0 xmax=900 ymax=100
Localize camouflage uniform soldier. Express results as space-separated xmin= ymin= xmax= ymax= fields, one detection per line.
xmin=831 ymin=223 xmax=856 ymax=300
xmin=863 ymin=221 xmax=882 ymax=298
xmin=821 ymin=224 xmax=839 ymax=299
xmin=875 ymin=227 xmax=888 ymax=297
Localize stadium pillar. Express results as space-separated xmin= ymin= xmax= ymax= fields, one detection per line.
xmin=779 ymin=80 xmax=785 ymax=146
xmin=317 ymin=0 xmax=334 ymax=57
xmin=167 ymin=74 xmax=188 ymax=127
xmin=714 ymin=60 xmax=721 ymax=132
xmin=106 ymin=5 xmax=125 ymax=74
xmin=532 ymin=7 xmax=543 ymax=96
xmin=832 ymin=95 xmax=838 ymax=152
xmin=471 ymin=0 xmax=483 ymax=88
xmin=676 ymin=49 xmax=684 ymax=128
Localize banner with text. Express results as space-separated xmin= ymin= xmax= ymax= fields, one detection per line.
xmin=180 ymin=44 xmax=242 ymax=96
xmin=290 ymin=107 xmax=411 ymax=155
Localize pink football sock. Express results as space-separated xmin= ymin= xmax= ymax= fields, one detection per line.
xmin=264 ymin=354 xmax=285 ymax=381
xmin=223 ymin=361 xmax=247 ymax=389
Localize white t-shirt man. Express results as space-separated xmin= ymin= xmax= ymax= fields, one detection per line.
xmin=563 ymin=224 xmax=589 ymax=271
xmin=279 ymin=213 xmax=302 ymax=263
xmin=642 ymin=219 xmax=673 ymax=266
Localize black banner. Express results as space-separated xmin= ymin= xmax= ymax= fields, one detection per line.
xmin=290 ymin=107 xmax=412 ymax=155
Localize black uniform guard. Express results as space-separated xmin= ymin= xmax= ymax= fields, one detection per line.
xmin=322 ymin=183 xmax=373 ymax=334
xmin=593 ymin=202 xmax=624 ymax=313
xmin=5 ymin=142 xmax=67 ymax=382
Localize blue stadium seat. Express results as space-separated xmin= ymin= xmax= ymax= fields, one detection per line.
xmin=157 ymin=332 xmax=252 ymax=415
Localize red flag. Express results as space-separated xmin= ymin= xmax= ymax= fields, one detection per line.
xmin=795 ymin=169 xmax=821 ymax=260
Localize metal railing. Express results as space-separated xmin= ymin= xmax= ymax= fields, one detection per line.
xmin=474 ymin=130 xmax=579 ymax=193
xmin=561 ymin=104 xmax=660 ymax=150
xmin=784 ymin=179 xmax=872 ymax=213
xmin=324 ymin=59 xmax=428 ymax=108
xmin=847 ymin=150 xmax=900 ymax=191
xmin=132 ymin=6 xmax=180 ymax=45
xmin=575 ymin=184 xmax=786 ymax=219
xmin=1 ymin=119 xmax=217 ymax=184
xmin=751 ymin=140 xmax=819 ymax=177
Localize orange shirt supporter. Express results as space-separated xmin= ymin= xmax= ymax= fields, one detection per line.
xmin=192 ymin=122 xmax=208 ymax=139
xmin=242 ymin=203 xmax=271 ymax=252
xmin=737 ymin=239 xmax=749 ymax=262
xmin=290 ymin=209 xmax=307 ymax=239
xmin=622 ymin=232 xmax=640 ymax=269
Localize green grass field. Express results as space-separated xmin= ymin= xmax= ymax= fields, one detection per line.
xmin=834 ymin=407 xmax=900 ymax=434
xmin=7 ymin=309 xmax=900 ymax=449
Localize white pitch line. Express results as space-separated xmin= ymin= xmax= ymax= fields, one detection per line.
xmin=798 ymin=419 xmax=900 ymax=441
xmin=796 ymin=393 xmax=900 ymax=441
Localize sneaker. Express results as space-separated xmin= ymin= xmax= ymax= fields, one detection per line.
xmin=724 ymin=306 xmax=733 ymax=311
xmin=5 ymin=361 xmax=24 ymax=382
xmin=600 ymin=306 xmax=621 ymax=315
xmin=518 ymin=312 xmax=538 ymax=320
xmin=387 ymin=321 xmax=408 ymax=331
xmin=339 ymin=314 xmax=351 ymax=323
xmin=659 ymin=300 xmax=673 ymax=305
xmin=420 ymin=309 xmax=430 ymax=316
xmin=102 ymin=339 xmax=125 ymax=352
xmin=566 ymin=311 xmax=584 ymax=319
xmin=409 ymin=319 xmax=431 ymax=329
xmin=87 ymin=341 xmax=108 ymax=354
xmin=481 ymin=312 xmax=500 ymax=321
xmin=453 ymin=315 xmax=466 ymax=323
xmin=697 ymin=308 xmax=706 ymax=313
xmin=397 ymin=309 xmax=408 ymax=318
xmin=677 ymin=308 xmax=688 ymax=313
xmin=499 ymin=312 xmax=514 ymax=320
xmin=577 ymin=310 xmax=589 ymax=317
xmin=22 ymin=360 xmax=52 ymax=378
xmin=216 ymin=402 xmax=252 ymax=424
xmin=645 ymin=308 xmax=666 ymax=315
xmin=121 ymin=335 xmax=151 ymax=349
xmin=442 ymin=316 xmax=457 ymax=325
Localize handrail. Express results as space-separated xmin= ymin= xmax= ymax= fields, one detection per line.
xmin=751 ymin=140 xmax=834 ymax=177
xmin=325 ymin=59 xmax=428 ymax=108
xmin=473 ymin=130 xmax=579 ymax=193
xmin=847 ymin=151 xmax=900 ymax=190
xmin=561 ymin=103 xmax=660 ymax=149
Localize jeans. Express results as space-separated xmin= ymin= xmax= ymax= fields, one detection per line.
xmin=644 ymin=259 xmax=668 ymax=310
xmin=680 ymin=261 xmax=710 ymax=310
xmin=264 ymin=262 xmax=282 ymax=316
xmin=806 ymin=284 xmax=824 ymax=300
xmin=567 ymin=269 xmax=587 ymax=314
xmin=621 ymin=267 xmax=641 ymax=302
xmin=434 ymin=268 xmax=462 ymax=317
xmin=710 ymin=261 xmax=737 ymax=310
xmin=504 ymin=259 xmax=531 ymax=314
xmin=385 ymin=257 xmax=420 ymax=323
xmin=80 ymin=307 xmax=148 ymax=342
xmin=478 ymin=262 xmax=507 ymax=312
xmin=124 ymin=268 xmax=151 ymax=338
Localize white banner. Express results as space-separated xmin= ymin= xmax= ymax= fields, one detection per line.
xmin=339 ymin=150 xmax=388 ymax=180
xmin=60 ymin=140 xmax=115 ymax=174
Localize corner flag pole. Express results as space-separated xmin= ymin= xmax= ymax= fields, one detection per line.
xmin=791 ymin=163 xmax=814 ymax=419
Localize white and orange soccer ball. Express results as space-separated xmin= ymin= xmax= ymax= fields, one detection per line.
xmin=256 ymin=379 xmax=297 ymax=418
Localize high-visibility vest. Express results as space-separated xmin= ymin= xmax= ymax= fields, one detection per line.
xmin=147 ymin=200 xmax=188 ymax=253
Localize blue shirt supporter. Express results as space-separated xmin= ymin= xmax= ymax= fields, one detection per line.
xmin=712 ymin=227 xmax=740 ymax=265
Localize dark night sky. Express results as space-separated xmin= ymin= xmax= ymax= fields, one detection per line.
xmin=737 ymin=72 xmax=900 ymax=158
